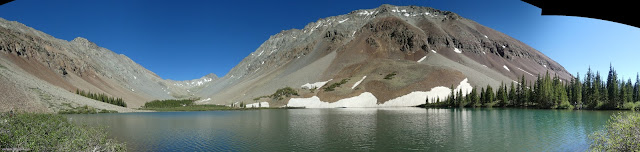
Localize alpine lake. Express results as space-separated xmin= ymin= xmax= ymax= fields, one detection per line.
xmin=66 ymin=108 xmax=621 ymax=151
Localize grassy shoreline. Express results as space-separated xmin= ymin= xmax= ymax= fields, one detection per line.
xmin=0 ymin=113 xmax=126 ymax=151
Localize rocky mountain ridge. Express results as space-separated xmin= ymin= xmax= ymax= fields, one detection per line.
xmin=0 ymin=4 xmax=572 ymax=112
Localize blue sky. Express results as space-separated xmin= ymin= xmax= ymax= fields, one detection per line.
xmin=1 ymin=0 xmax=639 ymax=81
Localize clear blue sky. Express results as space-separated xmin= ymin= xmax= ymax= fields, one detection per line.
xmin=1 ymin=0 xmax=639 ymax=81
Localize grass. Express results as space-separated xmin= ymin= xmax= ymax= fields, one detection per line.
xmin=0 ymin=113 xmax=126 ymax=151
xmin=58 ymin=105 xmax=118 ymax=114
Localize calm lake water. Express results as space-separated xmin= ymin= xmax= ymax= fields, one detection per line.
xmin=67 ymin=108 xmax=620 ymax=151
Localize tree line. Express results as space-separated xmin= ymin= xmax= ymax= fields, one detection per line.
xmin=75 ymin=89 xmax=127 ymax=107
xmin=430 ymin=65 xmax=640 ymax=110
xmin=143 ymin=99 xmax=195 ymax=108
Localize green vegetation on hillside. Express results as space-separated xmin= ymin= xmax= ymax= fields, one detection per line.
xmin=0 ymin=113 xmax=125 ymax=151
xmin=271 ymin=87 xmax=299 ymax=100
xmin=143 ymin=99 xmax=196 ymax=108
xmin=75 ymin=89 xmax=127 ymax=107
xmin=590 ymin=112 xmax=640 ymax=151
xmin=384 ymin=72 xmax=397 ymax=80
xmin=324 ymin=79 xmax=349 ymax=92
xmin=428 ymin=65 xmax=640 ymax=110
xmin=141 ymin=99 xmax=236 ymax=111
xmin=58 ymin=105 xmax=118 ymax=114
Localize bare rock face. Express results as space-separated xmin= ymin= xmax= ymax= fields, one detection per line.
xmin=0 ymin=4 xmax=572 ymax=111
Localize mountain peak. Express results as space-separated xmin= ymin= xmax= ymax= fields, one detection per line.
xmin=71 ymin=37 xmax=98 ymax=48
xmin=203 ymin=73 xmax=218 ymax=79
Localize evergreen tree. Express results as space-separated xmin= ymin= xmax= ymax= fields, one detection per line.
xmin=470 ymin=87 xmax=479 ymax=106
xmin=457 ymin=89 xmax=464 ymax=107
xmin=593 ymin=72 xmax=603 ymax=109
xmin=635 ymin=73 xmax=640 ymax=102
xmin=500 ymin=82 xmax=508 ymax=107
xmin=573 ymin=72 xmax=583 ymax=107
xmin=480 ymin=87 xmax=486 ymax=105
xmin=584 ymin=68 xmax=593 ymax=108
xmin=606 ymin=64 xmax=619 ymax=109
xmin=485 ymin=85 xmax=494 ymax=104
xmin=625 ymin=79 xmax=633 ymax=103
xmin=509 ymin=81 xmax=516 ymax=106
xmin=517 ymin=75 xmax=526 ymax=106
xmin=449 ymin=85 xmax=455 ymax=106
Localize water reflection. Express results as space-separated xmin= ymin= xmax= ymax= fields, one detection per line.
xmin=66 ymin=108 xmax=618 ymax=151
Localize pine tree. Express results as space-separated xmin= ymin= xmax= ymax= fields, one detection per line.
xmin=573 ymin=72 xmax=582 ymax=107
xmin=517 ymin=75 xmax=526 ymax=106
xmin=634 ymin=73 xmax=640 ymax=102
xmin=485 ymin=85 xmax=494 ymax=104
xmin=500 ymin=82 xmax=508 ymax=107
xmin=449 ymin=85 xmax=455 ymax=106
xmin=625 ymin=79 xmax=633 ymax=103
xmin=480 ymin=87 xmax=485 ymax=105
xmin=591 ymin=72 xmax=602 ymax=109
xmin=509 ymin=81 xmax=516 ymax=106
xmin=470 ymin=87 xmax=479 ymax=106
xmin=584 ymin=68 xmax=593 ymax=108
xmin=457 ymin=89 xmax=464 ymax=107
xmin=606 ymin=64 xmax=619 ymax=109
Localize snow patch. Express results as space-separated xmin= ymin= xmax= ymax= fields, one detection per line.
xmin=453 ymin=48 xmax=462 ymax=53
xmin=133 ymin=76 xmax=137 ymax=79
xmin=543 ymin=65 xmax=547 ymax=68
xmin=338 ymin=18 xmax=349 ymax=23
xmin=431 ymin=50 xmax=437 ymax=53
xmin=401 ymin=9 xmax=407 ymax=12
xmin=288 ymin=78 xmax=472 ymax=108
xmin=403 ymin=13 xmax=410 ymax=17
xmin=517 ymin=67 xmax=535 ymax=77
xmin=482 ymin=51 xmax=486 ymax=55
xmin=257 ymin=50 xmax=264 ymax=56
xmin=351 ymin=76 xmax=367 ymax=89
xmin=484 ymin=35 xmax=488 ymax=38
xmin=245 ymin=102 xmax=269 ymax=108
xmin=417 ymin=56 xmax=427 ymax=62
xmin=482 ymin=65 xmax=488 ymax=68
xmin=502 ymin=45 xmax=506 ymax=48
xmin=503 ymin=65 xmax=511 ymax=72
xmin=357 ymin=10 xmax=377 ymax=16
xmin=301 ymin=79 xmax=333 ymax=89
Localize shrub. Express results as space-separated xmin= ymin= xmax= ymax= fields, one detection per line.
xmin=323 ymin=79 xmax=349 ymax=92
xmin=0 ymin=113 xmax=126 ymax=151
xmin=57 ymin=105 xmax=118 ymax=114
xmin=384 ymin=72 xmax=397 ymax=80
xmin=590 ymin=112 xmax=640 ymax=151
xmin=271 ymin=87 xmax=299 ymax=100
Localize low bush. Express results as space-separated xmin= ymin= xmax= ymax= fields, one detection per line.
xmin=0 ymin=113 xmax=126 ymax=151
xmin=58 ymin=105 xmax=118 ymax=114
xmin=323 ymin=79 xmax=349 ymax=92
xmin=590 ymin=112 xmax=640 ymax=151
xmin=271 ymin=87 xmax=299 ymax=100
xmin=384 ymin=72 xmax=397 ymax=80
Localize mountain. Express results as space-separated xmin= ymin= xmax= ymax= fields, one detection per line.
xmin=0 ymin=18 xmax=215 ymax=112
xmin=0 ymin=4 xmax=571 ymax=112
xmin=194 ymin=4 xmax=572 ymax=107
